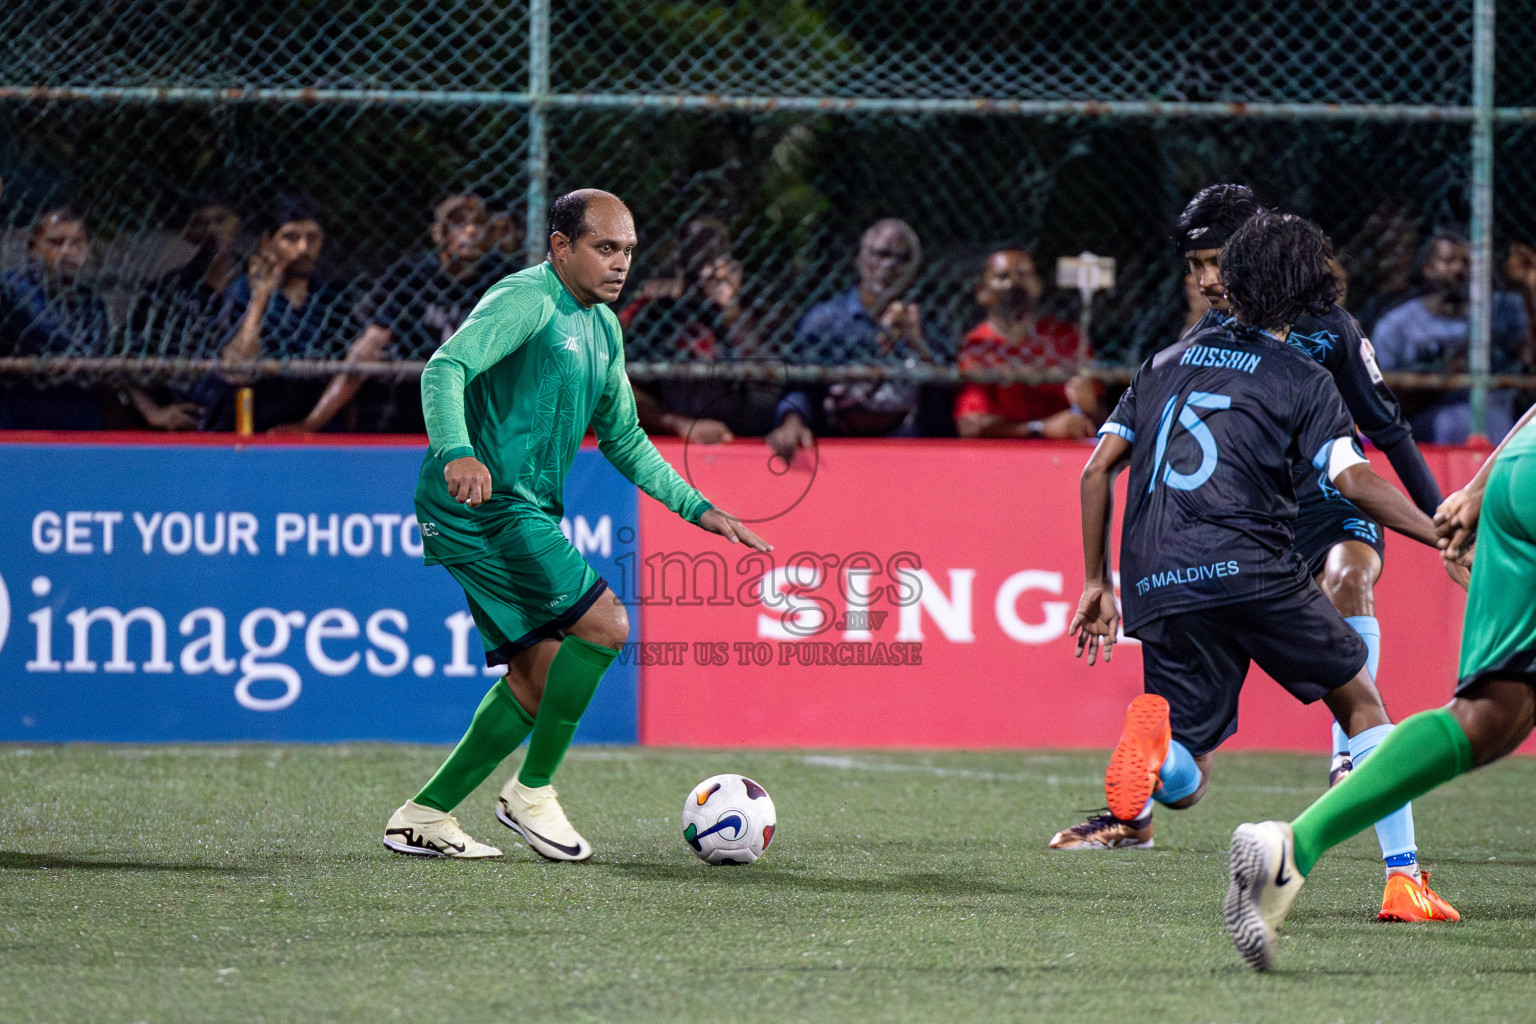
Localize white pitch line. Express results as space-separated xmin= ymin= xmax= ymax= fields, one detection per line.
xmin=797 ymin=755 xmax=1317 ymax=795
xmin=564 ymin=748 xmax=1315 ymax=795
xmin=798 ymin=754 xmax=1101 ymax=786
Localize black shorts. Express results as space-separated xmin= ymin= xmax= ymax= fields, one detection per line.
xmin=1133 ymin=583 xmax=1369 ymax=756
xmin=1294 ymin=482 xmax=1386 ymax=579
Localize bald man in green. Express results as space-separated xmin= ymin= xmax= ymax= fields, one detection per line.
xmin=385 ymin=189 xmax=770 ymax=861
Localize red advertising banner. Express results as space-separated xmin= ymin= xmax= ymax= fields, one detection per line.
xmin=637 ymin=438 xmax=1499 ymax=751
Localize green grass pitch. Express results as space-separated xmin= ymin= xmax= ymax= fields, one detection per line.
xmin=3 ymin=744 xmax=1536 ymax=1023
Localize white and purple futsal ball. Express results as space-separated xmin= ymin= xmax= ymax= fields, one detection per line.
xmin=681 ymin=773 xmax=776 ymax=865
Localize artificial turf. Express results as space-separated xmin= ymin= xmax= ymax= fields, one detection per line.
xmin=2 ymin=744 xmax=1534 ymax=1023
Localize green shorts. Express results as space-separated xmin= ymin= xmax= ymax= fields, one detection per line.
xmin=1456 ymin=447 xmax=1536 ymax=693
xmin=445 ymin=513 xmax=606 ymax=665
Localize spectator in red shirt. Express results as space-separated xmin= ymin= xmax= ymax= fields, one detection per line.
xmin=954 ymin=249 xmax=1104 ymax=439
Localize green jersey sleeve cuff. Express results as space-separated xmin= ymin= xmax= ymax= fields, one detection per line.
xmin=688 ymin=498 xmax=714 ymax=525
xmin=440 ymin=445 xmax=477 ymax=463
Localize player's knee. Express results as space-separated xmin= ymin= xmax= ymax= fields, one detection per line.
xmin=1320 ymin=562 xmax=1375 ymax=616
xmin=583 ymin=599 xmax=630 ymax=651
xmin=605 ymin=603 xmax=631 ymax=648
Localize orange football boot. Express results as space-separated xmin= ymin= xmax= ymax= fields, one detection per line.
xmin=1378 ymin=870 xmax=1460 ymax=922
xmin=1104 ymin=694 xmax=1172 ymax=822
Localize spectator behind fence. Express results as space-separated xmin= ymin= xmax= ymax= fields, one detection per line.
xmin=111 ymin=198 xmax=243 ymax=430
xmin=767 ymin=218 xmax=935 ymax=461
xmin=953 ymin=248 xmax=1103 ymax=439
xmin=620 ymin=217 xmax=777 ymax=443
xmin=0 ymin=206 xmax=113 ymax=429
xmin=1348 ymin=197 xmax=1420 ymax=336
xmin=271 ymin=194 xmax=512 ymax=433
xmin=1373 ymin=231 xmax=1535 ymax=443
xmin=1502 ymin=238 xmax=1536 ymax=361
xmin=197 ymin=193 xmax=350 ymax=432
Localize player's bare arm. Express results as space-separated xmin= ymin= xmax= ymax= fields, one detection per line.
xmin=1072 ymin=432 xmax=1131 ymax=665
xmin=1332 ymin=462 xmax=1437 ymax=547
xmin=1334 ymin=453 xmax=1465 ymax=592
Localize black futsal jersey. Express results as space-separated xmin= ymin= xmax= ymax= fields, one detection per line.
xmin=1287 ymin=304 xmax=1439 ymax=512
xmin=1287 ymin=303 xmax=1442 ymax=572
xmin=1104 ymin=319 xmax=1360 ymax=633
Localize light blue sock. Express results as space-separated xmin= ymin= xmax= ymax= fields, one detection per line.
xmin=1345 ymin=614 xmax=1381 ymax=680
xmin=1334 ymin=616 xmax=1382 ymax=758
xmin=1349 ymin=723 xmax=1418 ymax=866
xmin=1330 ymin=719 xmax=1351 ymax=758
xmin=1153 ymin=739 xmax=1201 ymax=805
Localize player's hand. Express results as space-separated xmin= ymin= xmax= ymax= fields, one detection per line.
xmin=266 ymin=420 xmax=315 ymax=435
xmin=1442 ymin=551 xmax=1473 ymax=591
xmin=766 ymin=413 xmax=814 ymax=465
xmin=1069 ymin=585 xmax=1120 ymax=666
xmin=698 ymin=508 xmax=771 ymax=552
xmin=444 ymin=456 xmax=492 ymax=508
xmin=680 ymin=417 xmax=734 ymax=445
xmin=1434 ymin=484 xmax=1484 ymax=561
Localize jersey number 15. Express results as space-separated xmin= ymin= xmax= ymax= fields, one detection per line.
xmin=1149 ymin=391 xmax=1231 ymax=493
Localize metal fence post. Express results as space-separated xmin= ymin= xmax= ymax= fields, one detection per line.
xmin=1468 ymin=0 xmax=1497 ymax=441
xmin=524 ymin=0 xmax=552 ymax=270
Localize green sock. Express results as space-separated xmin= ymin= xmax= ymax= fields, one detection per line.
xmin=1291 ymin=708 xmax=1473 ymax=876
xmin=414 ymin=679 xmax=536 ymax=813
xmin=517 ymin=635 xmax=618 ymax=789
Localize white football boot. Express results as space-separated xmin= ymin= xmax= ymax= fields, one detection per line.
xmin=383 ymin=800 xmax=503 ymax=859
xmin=1225 ymin=820 xmax=1305 ymax=971
xmin=496 ymin=779 xmax=593 ymax=861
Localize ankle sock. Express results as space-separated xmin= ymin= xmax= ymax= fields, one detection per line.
xmin=1292 ymin=708 xmax=1472 ymax=876
xmin=1154 ymin=739 xmax=1202 ymax=804
xmin=1348 ymin=723 xmax=1418 ymax=868
xmin=1332 ymin=616 xmax=1380 ymax=759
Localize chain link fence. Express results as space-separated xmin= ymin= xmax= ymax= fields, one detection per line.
xmin=0 ymin=0 xmax=1531 ymax=432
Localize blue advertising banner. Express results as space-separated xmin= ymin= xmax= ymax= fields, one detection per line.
xmin=0 ymin=442 xmax=639 ymax=743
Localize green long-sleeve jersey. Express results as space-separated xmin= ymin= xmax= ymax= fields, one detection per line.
xmin=413 ymin=261 xmax=711 ymax=566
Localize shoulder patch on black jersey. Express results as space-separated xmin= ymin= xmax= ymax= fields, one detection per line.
xmin=1359 ymin=337 xmax=1385 ymax=384
xmin=1287 ymin=329 xmax=1337 ymax=364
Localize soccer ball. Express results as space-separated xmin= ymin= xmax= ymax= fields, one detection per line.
xmin=681 ymin=773 xmax=776 ymax=865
